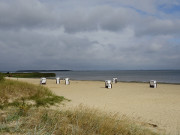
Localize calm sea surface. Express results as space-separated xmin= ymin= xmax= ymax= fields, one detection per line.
xmin=54 ymin=70 xmax=180 ymax=84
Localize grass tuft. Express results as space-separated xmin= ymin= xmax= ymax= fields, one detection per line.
xmin=0 ymin=79 xmax=67 ymax=109
xmin=0 ymin=73 xmax=5 ymax=82
xmin=0 ymin=106 xmax=159 ymax=135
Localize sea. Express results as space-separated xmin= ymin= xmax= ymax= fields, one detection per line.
xmin=53 ymin=70 xmax=180 ymax=84
xmin=1 ymin=70 xmax=180 ymax=84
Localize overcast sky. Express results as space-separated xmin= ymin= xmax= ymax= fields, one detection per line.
xmin=0 ymin=0 xmax=180 ymax=71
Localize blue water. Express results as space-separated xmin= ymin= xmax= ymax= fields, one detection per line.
xmin=54 ymin=70 xmax=180 ymax=84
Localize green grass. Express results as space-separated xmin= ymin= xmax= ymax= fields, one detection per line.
xmin=0 ymin=79 xmax=66 ymax=109
xmin=4 ymin=72 xmax=55 ymax=78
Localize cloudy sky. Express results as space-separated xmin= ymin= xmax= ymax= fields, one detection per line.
xmin=0 ymin=0 xmax=180 ymax=71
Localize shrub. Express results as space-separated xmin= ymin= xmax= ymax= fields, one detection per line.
xmin=5 ymin=72 xmax=55 ymax=78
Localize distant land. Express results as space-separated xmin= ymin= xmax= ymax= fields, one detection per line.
xmin=16 ymin=70 xmax=72 ymax=72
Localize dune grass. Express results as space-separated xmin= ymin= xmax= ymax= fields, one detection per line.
xmin=0 ymin=79 xmax=66 ymax=109
xmin=0 ymin=73 xmax=5 ymax=82
xmin=0 ymin=106 xmax=159 ymax=135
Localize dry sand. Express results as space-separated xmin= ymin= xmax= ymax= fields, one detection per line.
xmin=9 ymin=77 xmax=180 ymax=134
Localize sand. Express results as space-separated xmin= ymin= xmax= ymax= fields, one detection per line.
xmin=9 ymin=77 xmax=180 ymax=134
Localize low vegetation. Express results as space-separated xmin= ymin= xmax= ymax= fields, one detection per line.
xmin=0 ymin=75 xmax=159 ymax=135
xmin=0 ymin=106 xmax=159 ymax=135
xmin=0 ymin=73 xmax=5 ymax=82
xmin=0 ymin=78 xmax=66 ymax=109
xmin=4 ymin=72 xmax=55 ymax=78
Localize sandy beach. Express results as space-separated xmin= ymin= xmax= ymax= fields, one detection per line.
xmin=9 ymin=77 xmax=180 ymax=134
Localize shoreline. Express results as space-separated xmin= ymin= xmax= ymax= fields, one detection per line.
xmin=44 ymin=77 xmax=180 ymax=85
xmin=6 ymin=76 xmax=180 ymax=84
xmin=48 ymin=77 xmax=180 ymax=85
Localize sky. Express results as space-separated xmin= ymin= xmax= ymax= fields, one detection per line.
xmin=0 ymin=0 xmax=180 ymax=71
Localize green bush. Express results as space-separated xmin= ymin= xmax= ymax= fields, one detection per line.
xmin=6 ymin=72 xmax=56 ymax=78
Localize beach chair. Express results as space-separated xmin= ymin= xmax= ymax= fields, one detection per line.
xmin=56 ymin=77 xmax=60 ymax=84
xmin=40 ymin=77 xmax=46 ymax=85
xmin=113 ymin=78 xmax=118 ymax=83
xmin=65 ymin=78 xmax=70 ymax=85
xmin=150 ymin=80 xmax=157 ymax=88
xmin=105 ymin=80 xmax=112 ymax=89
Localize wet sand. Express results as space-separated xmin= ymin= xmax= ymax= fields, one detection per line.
xmin=9 ymin=77 xmax=180 ymax=134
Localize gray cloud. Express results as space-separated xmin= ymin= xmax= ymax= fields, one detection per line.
xmin=58 ymin=6 xmax=135 ymax=33
xmin=134 ymin=17 xmax=180 ymax=36
xmin=0 ymin=0 xmax=57 ymax=30
xmin=0 ymin=0 xmax=180 ymax=70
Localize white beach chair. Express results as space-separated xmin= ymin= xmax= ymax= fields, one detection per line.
xmin=113 ymin=78 xmax=118 ymax=83
xmin=56 ymin=77 xmax=60 ymax=84
xmin=65 ymin=78 xmax=70 ymax=85
xmin=105 ymin=80 xmax=112 ymax=89
xmin=150 ymin=80 xmax=157 ymax=88
xmin=40 ymin=77 xmax=46 ymax=85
